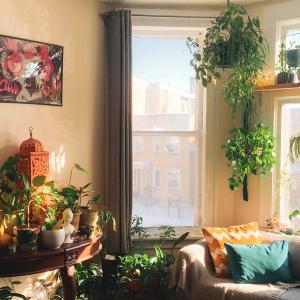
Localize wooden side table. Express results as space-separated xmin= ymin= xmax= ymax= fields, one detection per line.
xmin=0 ymin=237 xmax=102 ymax=300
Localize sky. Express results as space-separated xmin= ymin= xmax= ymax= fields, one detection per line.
xmin=132 ymin=37 xmax=195 ymax=92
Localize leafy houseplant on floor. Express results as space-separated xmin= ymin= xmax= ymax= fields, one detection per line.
xmin=0 ymin=280 xmax=27 ymax=300
xmin=40 ymin=207 xmax=65 ymax=250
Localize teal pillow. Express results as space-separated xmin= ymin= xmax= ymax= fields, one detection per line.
xmin=225 ymin=241 xmax=295 ymax=284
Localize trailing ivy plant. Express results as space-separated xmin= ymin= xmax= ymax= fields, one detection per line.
xmin=224 ymin=124 xmax=276 ymax=196
xmin=187 ymin=3 xmax=267 ymax=121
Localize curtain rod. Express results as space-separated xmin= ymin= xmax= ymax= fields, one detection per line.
xmin=132 ymin=14 xmax=215 ymax=19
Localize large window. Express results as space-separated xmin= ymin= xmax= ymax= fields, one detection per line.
xmin=277 ymin=99 xmax=300 ymax=227
xmin=132 ymin=26 xmax=205 ymax=228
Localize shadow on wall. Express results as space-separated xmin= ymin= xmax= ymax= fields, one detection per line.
xmin=0 ymin=131 xmax=19 ymax=165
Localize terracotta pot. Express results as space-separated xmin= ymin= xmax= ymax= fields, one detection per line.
xmin=80 ymin=207 xmax=99 ymax=227
xmin=70 ymin=212 xmax=81 ymax=235
xmin=41 ymin=228 xmax=65 ymax=249
xmin=127 ymin=279 xmax=146 ymax=296
xmin=0 ymin=232 xmax=11 ymax=251
xmin=16 ymin=225 xmax=40 ymax=252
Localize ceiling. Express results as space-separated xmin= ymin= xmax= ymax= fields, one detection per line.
xmin=99 ymin=0 xmax=271 ymax=8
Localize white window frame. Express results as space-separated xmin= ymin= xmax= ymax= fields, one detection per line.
xmin=132 ymin=25 xmax=207 ymax=235
xmin=276 ymin=18 xmax=300 ymax=62
xmin=274 ymin=96 xmax=300 ymax=222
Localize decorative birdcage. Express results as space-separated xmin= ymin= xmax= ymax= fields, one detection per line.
xmin=16 ymin=127 xmax=49 ymax=184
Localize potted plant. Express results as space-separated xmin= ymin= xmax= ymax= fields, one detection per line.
xmin=276 ymin=42 xmax=295 ymax=84
xmin=187 ymin=3 xmax=267 ymax=117
xmin=286 ymin=43 xmax=300 ymax=68
xmin=58 ymin=163 xmax=88 ymax=234
xmin=0 ymin=156 xmax=25 ymax=236
xmin=80 ymin=194 xmax=101 ymax=227
xmin=223 ymin=123 xmax=276 ymax=199
xmin=40 ymin=206 xmax=65 ymax=249
xmin=15 ymin=175 xmax=59 ymax=252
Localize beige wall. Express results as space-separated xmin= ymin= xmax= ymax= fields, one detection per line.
xmin=0 ymin=0 xmax=106 ymax=296
xmin=230 ymin=0 xmax=300 ymax=226
xmin=0 ymin=0 xmax=106 ymax=191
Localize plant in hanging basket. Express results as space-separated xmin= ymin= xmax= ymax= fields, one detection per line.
xmin=224 ymin=124 xmax=276 ymax=191
xmin=187 ymin=3 xmax=267 ymax=117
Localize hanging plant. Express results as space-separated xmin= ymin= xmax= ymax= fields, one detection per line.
xmin=224 ymin=124 xmax=276 ymax=194
xmin=289 ymin=133 xmax=300 ymax=163
xmin=187 ymin=3 xmax=267 ymax=120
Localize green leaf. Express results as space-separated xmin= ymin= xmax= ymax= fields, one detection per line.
xmin=74 ymin=163 xmax=88 ymax=174
xmin=32 ymin=175 xmax=47 ymax=187
xmin=289 ymin=210 xmax=300 ymax=221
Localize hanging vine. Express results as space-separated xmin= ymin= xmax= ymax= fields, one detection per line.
xmin=188 ymin=2 xmax=276 ymax=200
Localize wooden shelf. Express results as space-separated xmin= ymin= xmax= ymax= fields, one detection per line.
xmin=254 ymin=83 xmax=300 ymax=92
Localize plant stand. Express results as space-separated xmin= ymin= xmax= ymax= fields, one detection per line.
xmin=0 ymin=237 xmax=102 ymax=300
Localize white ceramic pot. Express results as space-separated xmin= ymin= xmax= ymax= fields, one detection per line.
xmin=41 ymin=228 xmax=65 ymax=249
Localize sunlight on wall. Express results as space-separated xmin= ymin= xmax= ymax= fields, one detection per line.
xmin=49 ymin=145 xmax=66 ymax=183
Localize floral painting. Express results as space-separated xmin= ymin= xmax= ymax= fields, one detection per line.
xmin=0 ymin=35 xmax=63 ymax=106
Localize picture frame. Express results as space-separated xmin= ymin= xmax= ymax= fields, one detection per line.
xmin=0 ymin=34 xmax=63 ymax=106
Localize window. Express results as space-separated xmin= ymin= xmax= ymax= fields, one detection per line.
xmin=167 ymin=169 xmax=180 ymax=190
xmin=164 ymin=136 xmax=180 ymax=154
xmin=153 ymin=136 xmax=160 ymax=153
xmin=133 ymin=136 xmax=144 ymax=153
xmin=276 ymin=98 xmax=300 ymax=228
xmin=132 ymin=26 xmax=206 ymax=228
xmin=276 ymin=18 xmax=300 ymax=58
xmin=153 ymin=167 xmax=160 ymax=188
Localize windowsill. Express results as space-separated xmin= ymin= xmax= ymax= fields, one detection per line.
xmin=132 ymin=226 xmax=203 ymax=249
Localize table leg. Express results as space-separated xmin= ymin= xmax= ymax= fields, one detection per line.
xmin=60 ymin=265 xmax=77 ymax=300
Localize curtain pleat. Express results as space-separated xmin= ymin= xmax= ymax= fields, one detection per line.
xmin=103 ymin=10 xmax=132 ymax=253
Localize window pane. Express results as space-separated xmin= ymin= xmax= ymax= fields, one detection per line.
xmin=132 ymin=37 xmax=197 ymax=131
xmin=132 ymin=135 xmax=197 ymax=227
xmin=280 ymin=103 xmax=300 ymax=226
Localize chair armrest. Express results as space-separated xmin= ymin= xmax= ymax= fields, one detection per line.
xmin=169 ymin=240 xmax=215 ymax=290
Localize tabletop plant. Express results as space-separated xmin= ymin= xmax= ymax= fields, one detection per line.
xmin=0 ymin=156 xmax=25 ymax=233
xmin=188 ymin=2 xmax=275 ymax=200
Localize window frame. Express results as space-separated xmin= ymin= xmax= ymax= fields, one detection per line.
xmin=274 ymin=96 xmax=300 ymax=223
xmin=131 ymin=25 xmax=206 ymax=235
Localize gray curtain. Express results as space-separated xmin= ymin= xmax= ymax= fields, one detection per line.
xmin=103 ymin=10 xmax=132 ymax=254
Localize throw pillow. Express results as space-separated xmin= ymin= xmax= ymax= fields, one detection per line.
xmin=225 ymin=240 xmax=295 ymax=284
xmin=202 ymin=222 xmax=261 ymax=277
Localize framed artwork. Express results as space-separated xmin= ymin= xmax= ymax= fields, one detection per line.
xmin=0 ymin=34 xmax=63 ymax=106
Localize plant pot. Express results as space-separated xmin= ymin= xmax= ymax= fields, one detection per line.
xmin=0 ymin=232 xmax=11 ymax=252
xmin=276 ymin=72 xmax=295 ymax=84
xmin=286 ymin=49 xmax=300 ymax=68
xmin=70 ymin=212 xmax=81 ymax=235
xmin=127 ymin=279 xmax=146 ymax=296
xmin=80 ymin=207 xmax=99 ymax=227
xmin=16 ymin=225 xmax=40 ymax=252
xmin=41 ymin=228 xmax=65 ymax=249
xmin=216 ymin=40 xmax=240 ymax=68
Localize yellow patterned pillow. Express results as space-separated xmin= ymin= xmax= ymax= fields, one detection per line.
xmin=202 ymin=222 xmax=261 ymax=278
